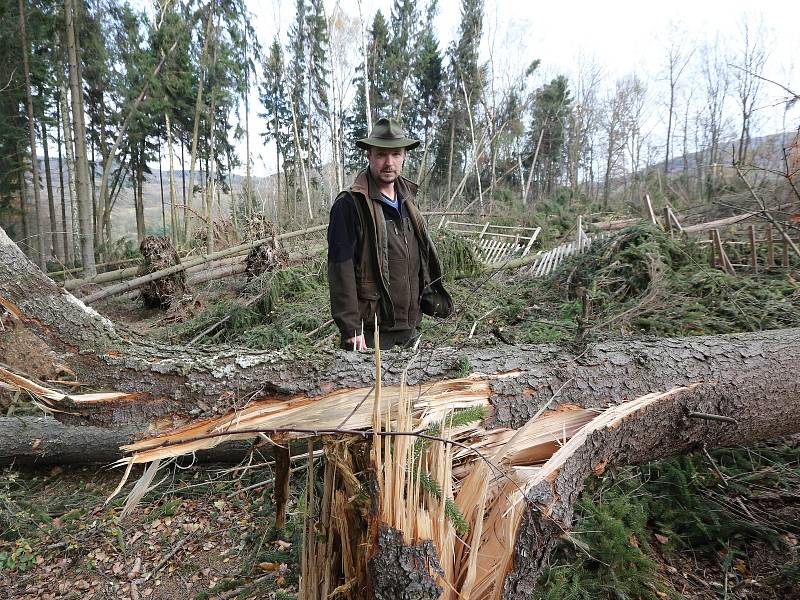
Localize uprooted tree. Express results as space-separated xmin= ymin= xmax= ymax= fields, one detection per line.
xmin=1 ymin=224 xmax=799 ymax=599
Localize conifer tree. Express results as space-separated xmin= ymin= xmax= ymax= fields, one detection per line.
xmin=286 ymin=0 xmax=310 ymax=214
xmin=437 ymin=0 xmax=484 ymax=203
xmin=408 ymin=0 xmax=443 ymax=182
xmin=305 ymin=0 xmax=330 ymax=176
xmin=259 ymin=37 xmax=292 ymax=213
xmin=527 ymin=75 xmax=572 ymax=199
xmin=386 ymin=0 xmax=419 ymax=116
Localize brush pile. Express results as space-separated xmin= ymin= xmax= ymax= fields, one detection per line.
xmin=137 ymin=235 xmax=187 ymax=308
xmin=554 ymin=224 xmax=800 ymax=336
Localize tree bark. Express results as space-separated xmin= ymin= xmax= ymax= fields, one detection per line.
xmin=1 ymin=222 xmax=799 ymax=597
xmin=64 ymin=0 xmax=96 ymax=276
xmin=54 ymin=90 xmax=71 ymax=265
xmin=0 ymin=417 xmax=262 ymax=466
xmin=18 ymin=0 xmax=48 ymax=270
xmin=40 ymin=110 xmax=62 ymax=263
xmin=58 ymin=76 xmax=78 ymax=266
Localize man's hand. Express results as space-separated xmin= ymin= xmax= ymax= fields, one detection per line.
xmin=346 ymin=334 xmax=368 ymax=351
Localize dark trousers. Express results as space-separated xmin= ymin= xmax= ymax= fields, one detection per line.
xmin=339 ymin=329 xmax=419 ymax=351
xmin=365 ymin=328 xmax=419 ymax=350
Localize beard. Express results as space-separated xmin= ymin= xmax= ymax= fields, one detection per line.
xmin=377 ymin=170 xmax=397 ymax=182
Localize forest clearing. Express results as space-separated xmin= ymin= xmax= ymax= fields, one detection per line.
xmin=2 ymin=0 xmax=800 ymax=598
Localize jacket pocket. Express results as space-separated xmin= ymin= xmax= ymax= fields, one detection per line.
xmin=356 ymin=280 xmax=380 ymax=327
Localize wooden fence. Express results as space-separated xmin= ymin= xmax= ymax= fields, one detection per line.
xmin=443 ymin=220 xmax=541 ymax=265
xmin=698 ymin=222 xmax=796 ymax=275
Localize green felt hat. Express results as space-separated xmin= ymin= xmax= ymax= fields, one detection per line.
xmin=356 ymin=117 xmax=420 ymax=150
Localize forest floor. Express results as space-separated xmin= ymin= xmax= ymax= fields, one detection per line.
xmin=2 ymin=223 xmax=800 ymax=599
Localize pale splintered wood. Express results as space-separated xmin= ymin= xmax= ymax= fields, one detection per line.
xmin=0 ymin=366 xmax=135 ymax=406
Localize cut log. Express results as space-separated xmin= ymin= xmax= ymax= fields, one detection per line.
xmin=2 ymin=224 xmax=800 ymax=598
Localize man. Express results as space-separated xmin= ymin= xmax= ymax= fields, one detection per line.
xmin=327 ymin=117 xmax=453 ymax=350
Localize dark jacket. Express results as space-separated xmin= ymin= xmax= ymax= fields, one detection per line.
xmin=327 ymin=169 xmax=453 ymax=341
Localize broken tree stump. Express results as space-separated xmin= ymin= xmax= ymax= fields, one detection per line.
xmin=137 ymin=236 xmax=187 ymax=308
xmin=243 ymin=215 xmax=289 ymax=279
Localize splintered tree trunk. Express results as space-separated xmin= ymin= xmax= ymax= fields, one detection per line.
xmin=1 ymin=223 xmax=799 ymax=598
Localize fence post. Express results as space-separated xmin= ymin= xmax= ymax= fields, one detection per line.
xmin=576 ymin=215 xmax=583 ymax=253
xmin=644 ymin=194 xmax=657 ymax=225
xmin=766 ymin=224 xmax=774 ymax=268
xmin=709 ymin=231 xmax=716 ymax=267
xmin=663 ymin=207 xmax=672 ymax=237
xmin=749 ymin=225 xmax=758 ymax=274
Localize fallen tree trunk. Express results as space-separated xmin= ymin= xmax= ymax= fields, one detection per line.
xmin=2 ymin=224 xmax=799 ymax=598
xmin=65 ymin=223 xmax=327 ymax=296
xmin=0 ymin=417 xmax=259 ymax=465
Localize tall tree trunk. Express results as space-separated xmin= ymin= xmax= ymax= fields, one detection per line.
xmin=64 ymin=0 xmax=96 ymax=275
xmin=289 ymin=96 xmax=312 ymax=220
xmin=135 ymin=141 xmax=145 ymax=243
xmin=59 ymin=77 xmax=79 ymax=266
xmin=90 ymin=137 xmax=98 ymax=248
xmin=243 ymin=17 xmax=253 ymax=220
xmin=165 ymin=112 xmax=178 ymax=243
xmin=273 ymin=99 xmax=282 ymax=222
xmin=18 ymin=0 xmax=47 ymax=270
xmin=16 ymin=149 xmax=31 ymax=259
xmin=205 ymin=16 xmax=219 ymax=254
xmin=158 ymin=144 xmax=166 ymax=235
xmin=446 ymin=118 xmax=455 ymax=204
xmin=55 ymin=90 xmax=72 ymax=266
xmin=40 ymin=109 xmax=63 ymax=263
xmin=180 ymin=140 xmax=186 ymax=219
xmin=184 ymin=3 xmax=214 ymax=241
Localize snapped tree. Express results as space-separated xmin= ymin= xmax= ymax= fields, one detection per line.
xmin=1 ymin=223 xmax=799 ymax=598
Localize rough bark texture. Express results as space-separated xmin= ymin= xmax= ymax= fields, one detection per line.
xmin=368 ymin=525 xmax=443 ymax=600
xmin=2 ymin=225 xmax=800 ymax=597
xmin=0 ymin=417 xmax=257 ymax=466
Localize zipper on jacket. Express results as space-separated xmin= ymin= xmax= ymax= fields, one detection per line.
xmin=403 ymin=218 xmax=412 ymax=322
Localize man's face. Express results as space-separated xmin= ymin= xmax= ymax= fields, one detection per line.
xmin=367 ymin=147 xmax=406 ymax=186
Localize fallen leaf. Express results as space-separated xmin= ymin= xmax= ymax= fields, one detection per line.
xmin=654 ymin=533 xmax=669 ymax=545
xmin=258 ymin=561 xmax=279 ymax=572
xmin=128 ymin=556 xmax=142 ymax=579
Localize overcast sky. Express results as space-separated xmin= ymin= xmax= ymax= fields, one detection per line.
xmin=235 ymin=0 xmax=799 ymax=176
xmin=137 ymin=0 xmax=799 ymax=177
